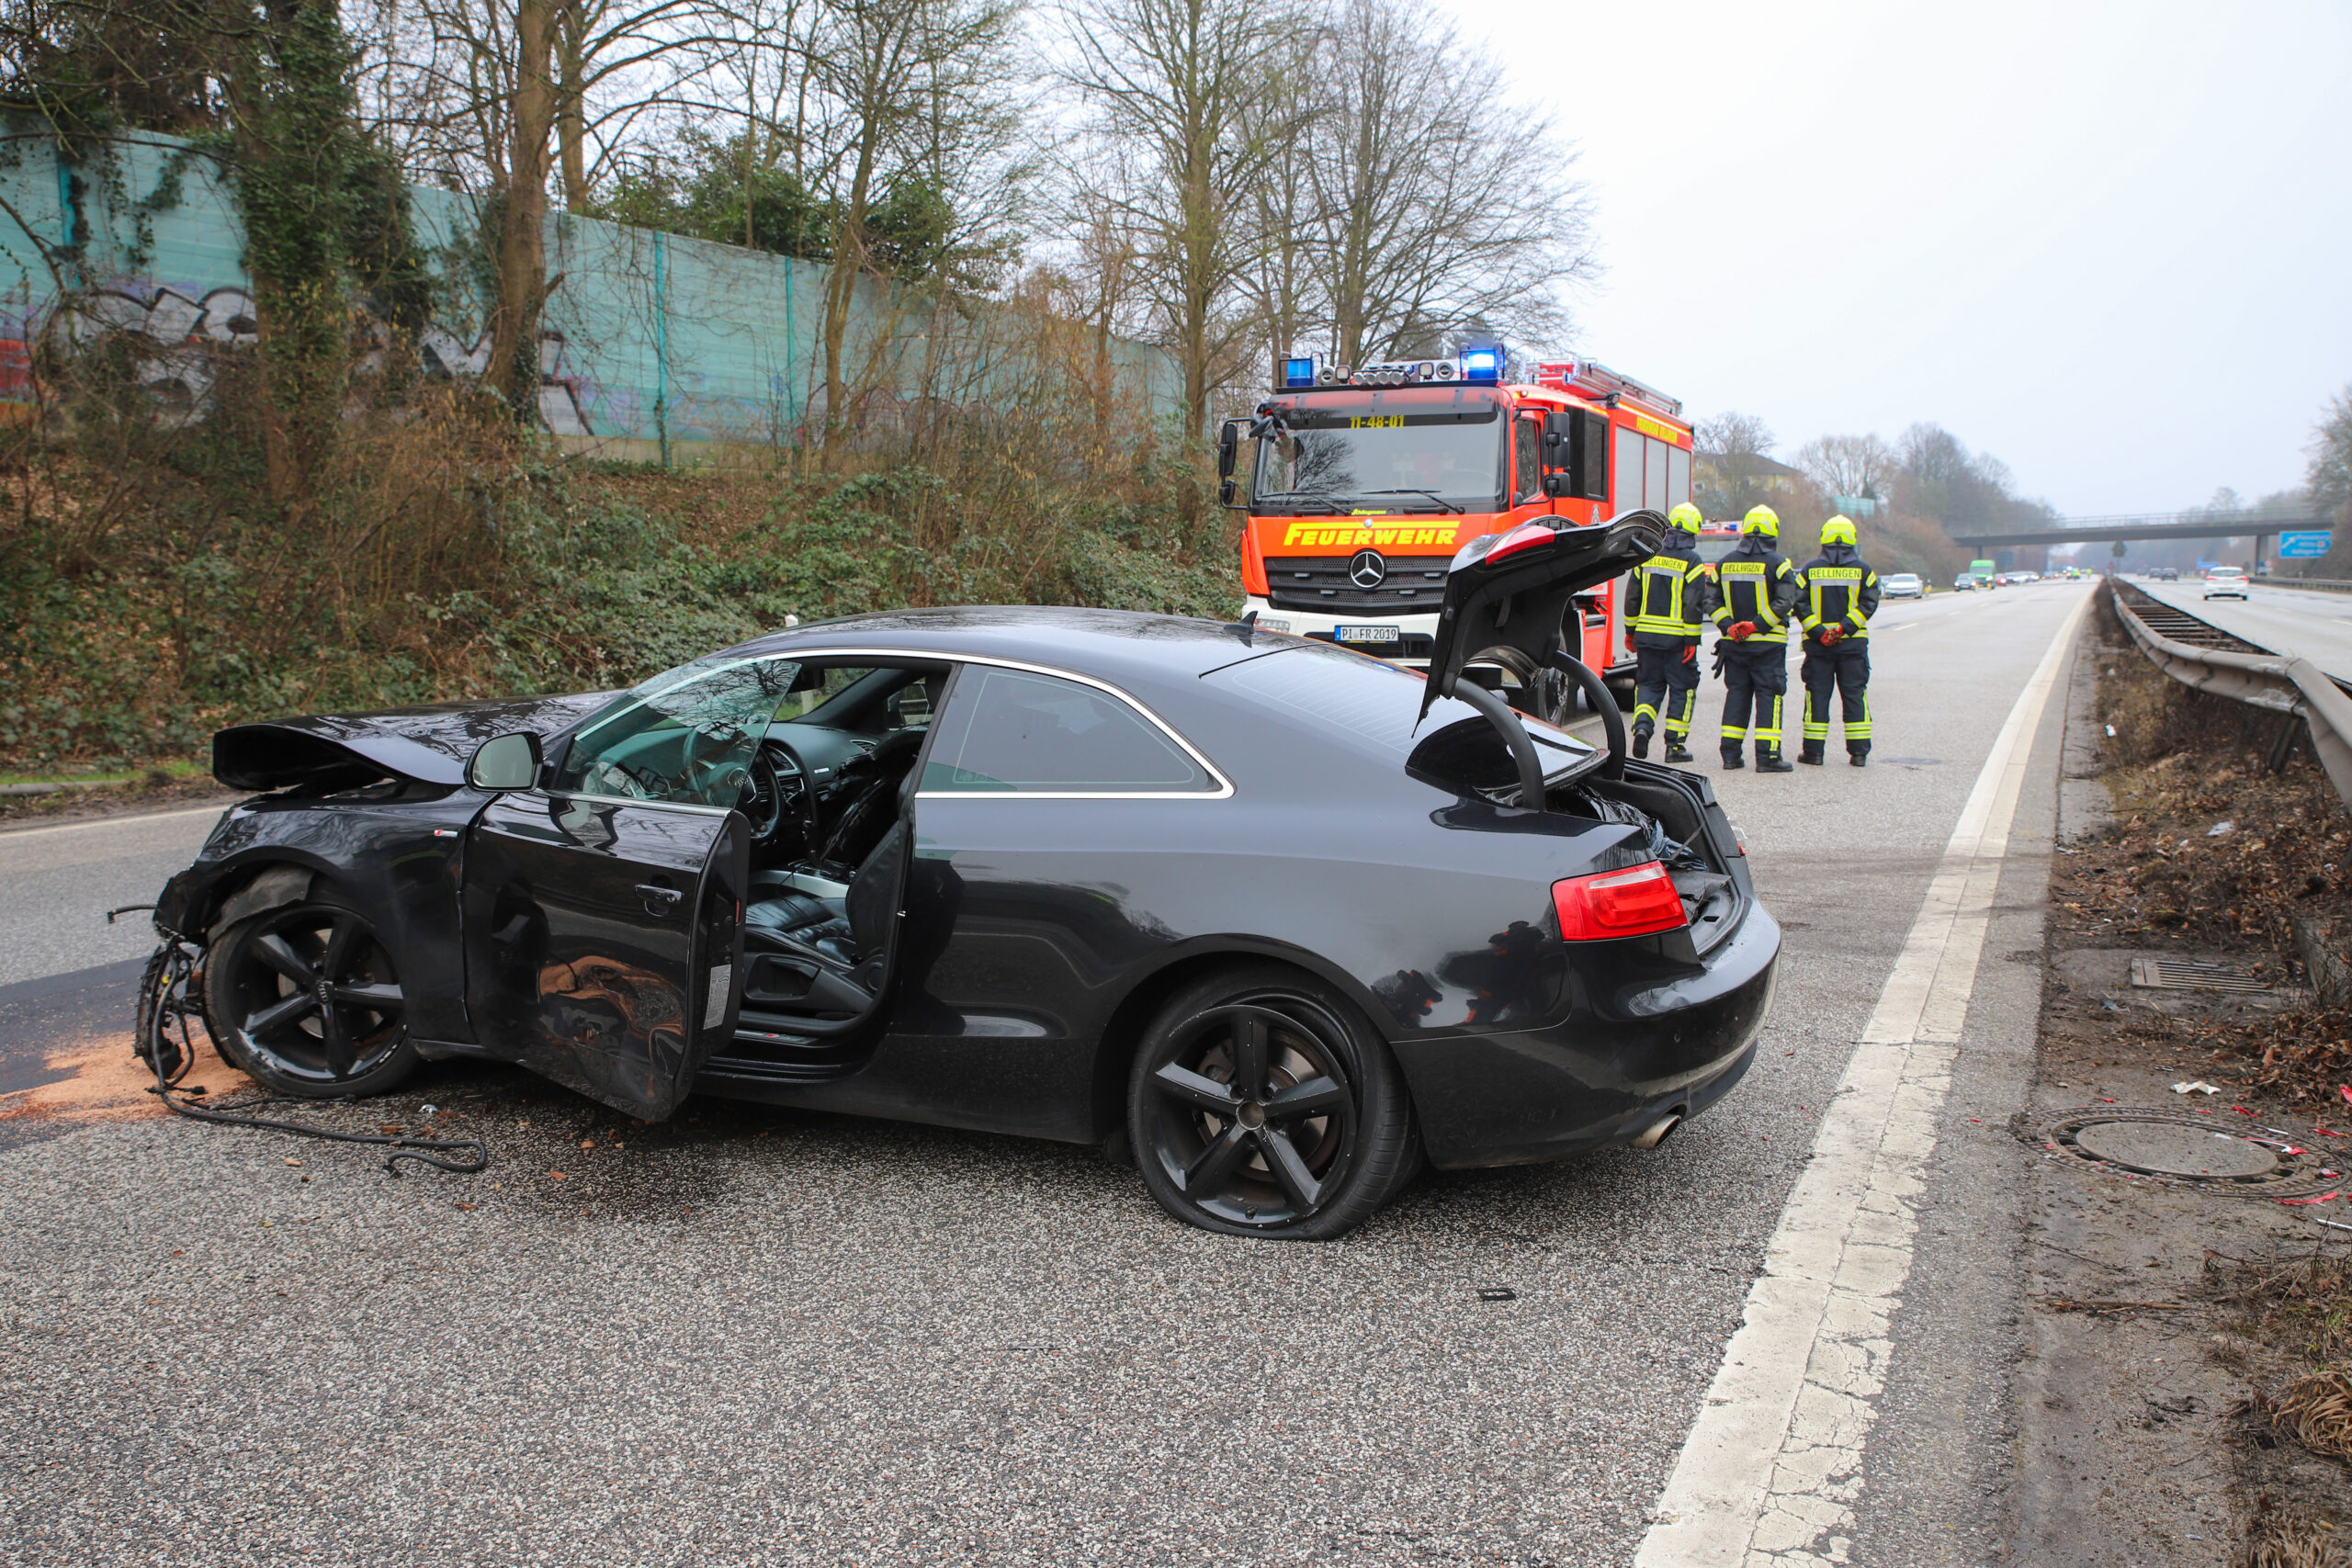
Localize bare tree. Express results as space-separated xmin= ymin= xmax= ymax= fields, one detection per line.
xmin=1794 ymin=433 xmax=1894 ymax=502
xmin=1301 ymin=0 xmax=1591 ymax=367
xmin=802 ymin=0 xmax=1019 ymax=448
xmin=363 ymin=0 xmax=737 ymax=415
xmin=1694 ymin=411 xmax=1781 ymax=520
xmin=2309 ymin=384 xmax=2352 ymax=524
xmin=1057 ymin=0 xmax=1306 ymax=438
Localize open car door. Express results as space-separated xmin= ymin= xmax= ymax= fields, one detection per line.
xmin=465 ymin=794 xmax=749 ymax=1121
xmin=1421 ymin=510 xmax=1667 ymax=718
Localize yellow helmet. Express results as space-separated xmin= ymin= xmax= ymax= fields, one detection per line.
xmin=1667 ymin=502 xmax=1704 ymax=536
xmin=1820 ymin=514 xmax=1857 ymax=547
xmin=1742 ymin=504 xmax=1780 ymax=538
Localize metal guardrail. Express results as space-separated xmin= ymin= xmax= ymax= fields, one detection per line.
xmin=2109 ymin=581 xmax=2352 ymax=811
xmin=2258 ymin=577 xmax=2352 ymax=593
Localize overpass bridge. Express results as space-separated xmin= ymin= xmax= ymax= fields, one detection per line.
xmin=1950 ymin=511 xmax=2328 ymax=570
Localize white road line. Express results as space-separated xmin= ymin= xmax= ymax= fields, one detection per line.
xmin=1635 ymin=589 xmax=2091 ymax=1568
xmin=0 ymin=803 xmax=228 ymax=841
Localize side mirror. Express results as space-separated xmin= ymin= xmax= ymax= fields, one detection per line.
xmin=466 ymin=731 xmax=543 ymax=792
xmin=1543 ymin=409 xmax=1609 ymax=502
xmin=1216 ymin=420 xmax=1240 ymax=479
xmin=1219 ymin=478 xmax=1238 ymax=507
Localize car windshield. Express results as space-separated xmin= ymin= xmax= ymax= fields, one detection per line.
xmin=557 ymin=654 xmax=803 ymax=807
xmin=1206 ymin=641 xmax=1593 ymax=783
xmin=1253 ymin=392 xmax=1503 ymax=513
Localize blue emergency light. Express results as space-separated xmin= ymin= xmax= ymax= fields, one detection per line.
xmin=1279 ymin=356 xmax=1316 ymax=389
xmin=1460 ymin=346 xmax=1503 ymax=383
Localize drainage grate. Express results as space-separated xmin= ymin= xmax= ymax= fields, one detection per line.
xmin=1876 ymin=757 xmax=1944 ymax=767
xmin=2129 ymin=957 xmax=2272 ymax=993
xmin=2025 ymin=1109 xmax=2340 ymax=1198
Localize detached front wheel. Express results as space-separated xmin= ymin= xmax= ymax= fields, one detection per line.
xmin=1128 ymin=965 xmax=1415 ymax=1239
xmin=206 ymin=896 xmax=417 ymax=1098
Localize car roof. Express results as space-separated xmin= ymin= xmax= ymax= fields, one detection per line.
xmin=721 ymin=605 xmax=1267 ymax=696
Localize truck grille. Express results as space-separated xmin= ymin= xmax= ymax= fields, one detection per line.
xmin=1265 ymin=555 xmax=1452 ymax=613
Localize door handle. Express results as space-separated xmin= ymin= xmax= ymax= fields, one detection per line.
xmin=636 ymin=883 xmax=684 ymax=916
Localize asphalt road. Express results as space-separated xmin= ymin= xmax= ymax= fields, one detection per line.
xmin=0 ymin=583 xmax=2092 ymax=1566
xmin=2132 ymin=575 xmax=2352 ymax=677
xmin=0 ymin=805 xmax=224 ymax=987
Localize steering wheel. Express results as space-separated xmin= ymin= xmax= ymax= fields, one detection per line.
xmin=741 ymin=749 xmax=785 ymax=840
xmin=678 ymin=720 xmax=752 ymax=803
xmin=759 ymin=735 xmax=825 ymax=851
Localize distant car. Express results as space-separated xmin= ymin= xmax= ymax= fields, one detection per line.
xmin=2204 ymin=566 xmax=2249 ymax=601
xmin=1882 ymin=572 xmax=1924 ymax=599
xmin=2159 ymin=567 xmax=2179 ymax=581
xmin=1952 ymin=573 xmax=1978 ymax=592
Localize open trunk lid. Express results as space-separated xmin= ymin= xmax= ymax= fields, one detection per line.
xmin=1419 ymin=510 xmax=1667 ymax=718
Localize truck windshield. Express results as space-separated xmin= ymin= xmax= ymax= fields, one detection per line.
xmin=1254 ymin=404 xmax=1503 ymax=513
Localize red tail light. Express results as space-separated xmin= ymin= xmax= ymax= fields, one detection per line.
xmin=1483 ymin=521 xmax=1559 ymax=564
xmin=1552 ymin=861 xmax=1688 ymax=942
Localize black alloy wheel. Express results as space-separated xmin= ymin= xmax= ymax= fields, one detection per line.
xmin=1128 ymin=965 xmax=1416 ymax=1239
xmin=206 ymin=897 xmax=418 ymax=1098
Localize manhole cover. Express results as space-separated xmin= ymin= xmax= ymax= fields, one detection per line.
xmin=2027 ymin=1108 xmax=2342 ymax=1198
xmin=2130 ymin=956 xmax=2271 ymax=993
xmin=2075 ymin=1119 xmax=2278 ymax=1178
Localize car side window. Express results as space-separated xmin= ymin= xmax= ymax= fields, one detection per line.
xmin=1514 ymin=416 xmax=1542 ymax=504
xmin=554 ymin=656 xmax=800 ymax=807
xmin=921 ymin=667 xmax=1216 ymax=795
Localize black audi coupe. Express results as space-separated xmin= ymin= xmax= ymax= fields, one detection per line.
xmin=152 ymin=512 xmax=1778 ymax=1237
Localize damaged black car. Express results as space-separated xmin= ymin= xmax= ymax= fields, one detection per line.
xmin=150 ymin=511 xmax=1778 ymax=1238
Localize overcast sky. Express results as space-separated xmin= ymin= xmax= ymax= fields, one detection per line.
xmin=1428 ymin=0 xmax=2352 ymax=516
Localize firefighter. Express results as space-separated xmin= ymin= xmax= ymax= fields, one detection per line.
xmin=1711 ymin=503 xmax=1799 ymax=773
xmin=1795 ymin=513 xmax=1882 ymax=766
xmin=1626 ymin=502 xmax=1718 ymax=762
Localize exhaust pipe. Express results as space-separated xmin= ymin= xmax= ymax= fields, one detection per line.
xmin=1631 ymin=1111 xmax=1684 ymax=1150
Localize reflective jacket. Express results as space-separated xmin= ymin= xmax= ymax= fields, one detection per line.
xmin=1711 ymin=536 xmax=1800 ymax=646
xmin=1627 ymin=540 xmax=1718 ymax=648
xmin=1796 ymin=545 xmax=1882 ymax=643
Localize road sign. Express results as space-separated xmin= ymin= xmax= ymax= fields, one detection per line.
xmin=2279 ymin=531 xmax=2333 ymax=558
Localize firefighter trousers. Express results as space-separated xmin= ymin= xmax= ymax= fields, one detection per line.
xmin=1802 ymin=640 xmax=1872 ymax=755
xmin=1718 ymin=641 xmax=1788 ymax=749
xmin=1633 ymin=643 xmax=1701 ymax=739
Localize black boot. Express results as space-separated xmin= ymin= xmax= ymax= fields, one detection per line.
xmin=1756 ymin=744 xmax=1794 ymax=773
xmin=1721 ymin=742 xmax=1745 ymax=770
xmin=1631 ymin=726 xmax=1652 ymax=761
xmin=1798 ymin=743 xmax=1825 ymax=766
xmin=1664 ymin=739 xmax=1694 ymax=763
xmin=1849 ymin=748 xmax=1870 ymax=768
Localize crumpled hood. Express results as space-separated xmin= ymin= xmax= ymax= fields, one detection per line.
xmin=212 ymin=690 xmax=619 ymax=792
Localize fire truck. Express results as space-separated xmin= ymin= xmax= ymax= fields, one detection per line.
xmin=1221 ymin=348 xmax=1695 ymax=713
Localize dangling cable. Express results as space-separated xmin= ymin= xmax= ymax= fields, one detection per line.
xmin=135 ymin=936 xmax=490 ymax=1177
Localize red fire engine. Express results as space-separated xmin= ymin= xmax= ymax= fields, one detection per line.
xmin=1222 ymin=349 xmax=1695 ymax=711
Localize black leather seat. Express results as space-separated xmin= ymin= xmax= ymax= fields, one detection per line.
xmin=741 ymin=823 xmax=907 ymax=987
xmin=743 ymin=886 xmax=854 ymax=964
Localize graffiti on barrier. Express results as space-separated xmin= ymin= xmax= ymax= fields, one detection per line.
xmin=7 ymin=283 xmax=594 ymax=434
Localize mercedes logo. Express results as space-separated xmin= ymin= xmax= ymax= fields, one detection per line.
xmin=1349 ymin=549 xmax=1387 ymax=588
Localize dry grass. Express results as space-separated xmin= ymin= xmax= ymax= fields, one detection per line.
xmin=2264 ymin=1370 xmax=2352 ymax=1463
xmin=2209 ymin=1250 xmax=2352 ymax=1369
xmin=2236 ymin=1495 xmax=2352 ymax=1568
